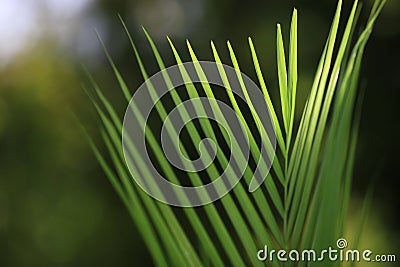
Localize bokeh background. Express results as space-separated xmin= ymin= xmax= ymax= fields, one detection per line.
xmin=0 ymin=0 xmax=399 ymax=266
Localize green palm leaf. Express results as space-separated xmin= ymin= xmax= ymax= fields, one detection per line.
xmin=85 ymin=0 xmax=386 ymax=266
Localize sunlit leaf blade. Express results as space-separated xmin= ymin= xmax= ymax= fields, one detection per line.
xmin=248 ymin=37 xmax=286 ymax=154
xmin=287 ymin=0 xmax=343 ymax=243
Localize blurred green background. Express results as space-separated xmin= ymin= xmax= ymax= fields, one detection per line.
xmin=0 ymin=0 xmax=398 ymax=266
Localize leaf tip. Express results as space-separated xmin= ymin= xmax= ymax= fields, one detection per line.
xmin=226 ymin=40 xmax=232 ymax=49
xmin=141 ymin=25 xmax=149 ymax=36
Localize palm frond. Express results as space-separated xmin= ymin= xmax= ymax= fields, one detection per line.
xmin=85 ymin=0 xmax=386 ymax=266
